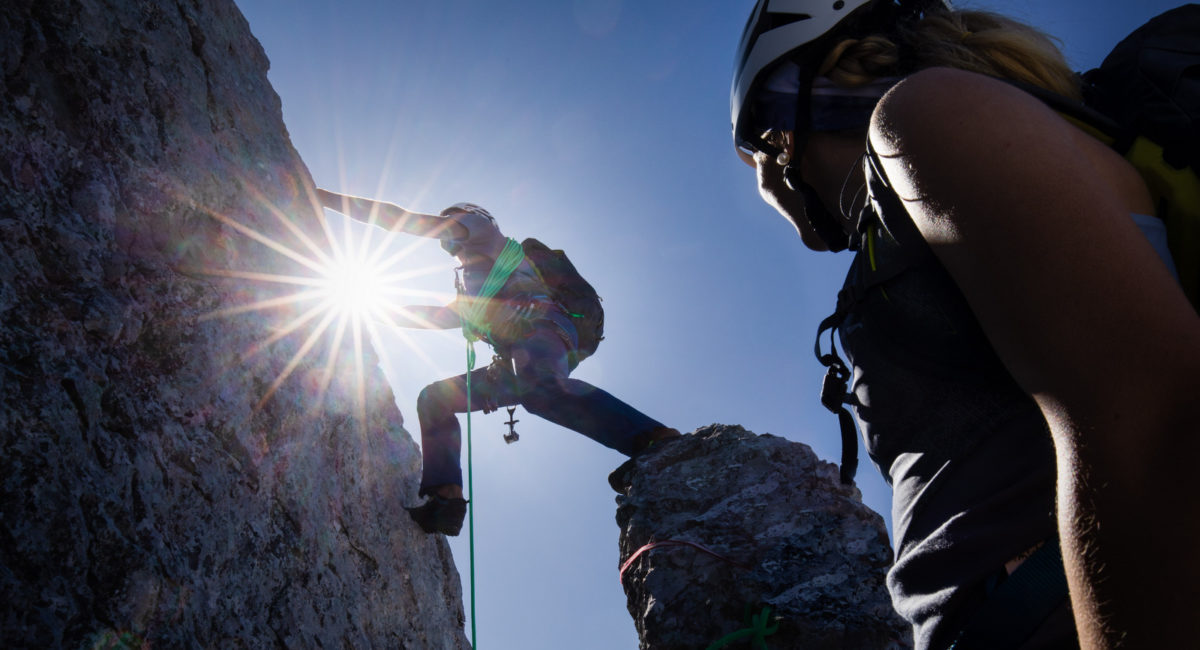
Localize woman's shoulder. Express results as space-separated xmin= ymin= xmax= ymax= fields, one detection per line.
xmin=870 ymin=67 xmax=1062 ymax=157
xmin=868 ymin=66 xmax=1150 ymax=214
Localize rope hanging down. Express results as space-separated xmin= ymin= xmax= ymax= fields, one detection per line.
xmin=457 ymin=236 xmax=524 ymax=649
xmin=463 ymin=335 xmax=478 ymax=649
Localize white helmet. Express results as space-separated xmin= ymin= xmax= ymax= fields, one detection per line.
xmin=731 ymin=0 xmax=950 ymax=157
xmin=438 ymin=202 xmax=497 ymax=256
xmin=440 ymin=202 xmax=496 ymax=225
xmin=730 ymin=0 xmax=950 ymax=252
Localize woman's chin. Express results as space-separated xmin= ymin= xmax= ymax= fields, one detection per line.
xmin=788 ymin=214 xmax=831 ymax=252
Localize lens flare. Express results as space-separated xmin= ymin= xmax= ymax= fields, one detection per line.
xmin=321 ymin=249 xmax=390 ymax=320
xmin=195 ymin=184 xmax=453 ymax=429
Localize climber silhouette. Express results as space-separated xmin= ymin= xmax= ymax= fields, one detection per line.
xmin=317 ymin=189 xmax=679 ymax=536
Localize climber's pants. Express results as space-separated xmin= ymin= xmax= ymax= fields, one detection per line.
xmin=417 ymin=323 xmax=666 ymax=496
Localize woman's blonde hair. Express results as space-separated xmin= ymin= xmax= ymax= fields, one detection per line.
xmin=817 ymin=9 xmax=1082 ymax=100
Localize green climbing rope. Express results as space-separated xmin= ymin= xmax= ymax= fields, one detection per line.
xmin=457 ymin=236 xmax=524 ymax=650
xmin=459 ymin=237 xmax=525 ymax=343
xmin=464 ymin=334 xmax=478 ymax=649
xmin=705 ymin=606 xmax=780 ymax=650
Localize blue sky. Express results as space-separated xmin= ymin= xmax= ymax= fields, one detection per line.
xmin=235 ymin=1 xmax=1185 ymax=647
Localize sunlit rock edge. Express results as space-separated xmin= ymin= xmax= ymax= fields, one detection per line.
xmin=0 ymin=0 xmax=469 ymax=647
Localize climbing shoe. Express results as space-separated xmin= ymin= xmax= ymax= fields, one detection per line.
xmin=608 ymin=427 xmax=682 ymax=493
xmin=405 ymin=496 xmax=469 ymax=536
xmin=607 ymin=459 xmax=638 ymax=494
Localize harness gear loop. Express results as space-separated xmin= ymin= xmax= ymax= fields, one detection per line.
xmin=478 ymin=354 xmax=514 ymax=415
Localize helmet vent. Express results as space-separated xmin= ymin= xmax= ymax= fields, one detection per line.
xmin=833 ymin=0 xmax=845 ymax=9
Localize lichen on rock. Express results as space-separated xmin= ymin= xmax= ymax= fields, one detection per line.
xmin=615 ymin=424 xmax=911 ymax=649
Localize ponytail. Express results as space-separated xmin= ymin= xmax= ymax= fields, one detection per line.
xmin=818 ymin=8 xmax=1081 ymax=100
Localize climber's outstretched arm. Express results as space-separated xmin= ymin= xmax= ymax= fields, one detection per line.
xmin=316 ymin=189 xmax=467 ymax=241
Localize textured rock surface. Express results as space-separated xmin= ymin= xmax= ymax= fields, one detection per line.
xmin=616 ymin=424 xmax=911 ymax=649
xmin=0 ymin=0 xmax=469 ymax=647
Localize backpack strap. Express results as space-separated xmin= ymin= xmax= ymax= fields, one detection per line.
xmin=813 ymin=141 xmax=929 ymax=484
xmin=1007 ymin=78 xmax=1200 ymax=309
xmin=814 ymin=299 xmax=858 ymax=485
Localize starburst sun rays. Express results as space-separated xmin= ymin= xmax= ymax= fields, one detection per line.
xmin=196 ymin=184 xmax=454 ymax=427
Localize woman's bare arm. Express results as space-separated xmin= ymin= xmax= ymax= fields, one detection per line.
xmin=871 ymin=67 xmax=1200 ymax=649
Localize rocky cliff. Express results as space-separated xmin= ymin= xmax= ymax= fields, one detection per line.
xmin=0 ymin=0 xmax=469 ymax=647
xmin=614 ymin=425 xmax=911 ymax=649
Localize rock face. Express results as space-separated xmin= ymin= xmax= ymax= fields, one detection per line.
xmin=615 ymin=425 xmax=911 ymax=649
xmin=0 ymin=1 xmax=469 ymax=647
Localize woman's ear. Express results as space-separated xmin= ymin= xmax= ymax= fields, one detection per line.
xmin=774 ymin=130 xmax=796 ymax=164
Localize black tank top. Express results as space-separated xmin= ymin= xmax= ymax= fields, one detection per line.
xmin=834 ymin=149 xmax=1061 ymax=649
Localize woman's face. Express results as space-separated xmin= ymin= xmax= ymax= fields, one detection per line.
xmin=742 ymin=129 xmax=867 ymax=251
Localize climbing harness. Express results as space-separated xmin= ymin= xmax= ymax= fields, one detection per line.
xmin=473 ymin=354 xmax=514 ymax=416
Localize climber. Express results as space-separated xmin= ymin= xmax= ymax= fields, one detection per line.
xmin=316 ymin=189 xmax=678 ymax=536
xmin=729 ymin=0 xmax=1199 ymax=648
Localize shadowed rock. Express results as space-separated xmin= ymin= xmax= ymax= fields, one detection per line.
xmin=0 ymin=0 xmax=468 ymax=647
xmin=615 ymin=424 xmax=911 ymax=649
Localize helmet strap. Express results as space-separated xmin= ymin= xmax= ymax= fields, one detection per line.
xmin=783 ymin=162 xmax=851 ymax=252
xmin=781 ymin=54 xmax=851 ymax=253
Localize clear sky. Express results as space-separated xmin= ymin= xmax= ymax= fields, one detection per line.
xmin=235 ymin=1 xmax=1184 ymax=648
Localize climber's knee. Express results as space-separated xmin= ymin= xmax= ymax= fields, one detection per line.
xmin=417 ymin=381 xmax=456 ymax=419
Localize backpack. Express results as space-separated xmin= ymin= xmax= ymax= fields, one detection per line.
xmin=521 ymin=238 xmax=605 ymax=364
xmin=1034 ymin=4 xmax=1200 ymax=309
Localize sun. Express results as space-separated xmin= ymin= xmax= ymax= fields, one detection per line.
xmin=320 ymin=247 xmax=391 ymax=321
xmin=195 ymin=187 xmax=451 ymax=423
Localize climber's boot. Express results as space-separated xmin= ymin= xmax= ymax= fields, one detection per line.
xmin=608 ymin=427 xmax=682 ymax=493
xmin=405 ymin=495 xmax=469 ymax=536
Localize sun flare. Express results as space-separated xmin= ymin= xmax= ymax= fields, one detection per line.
xmin=196 ymin=189 xmax=453 ymax=424
xmin=320 ymin=249 xmax=391 ymax=321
